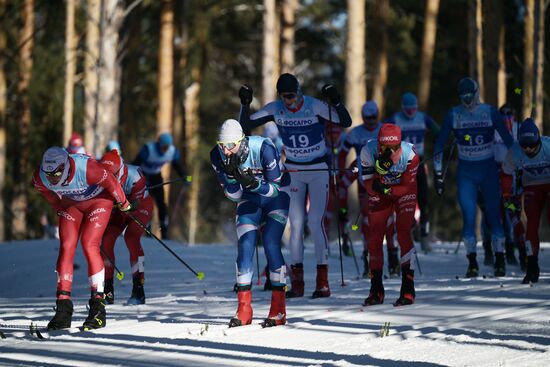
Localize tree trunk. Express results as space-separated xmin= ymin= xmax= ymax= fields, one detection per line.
xmin=522 ymin=0 xmax=534 ymax=121
xmin=0 ymin=0 xmax=6 ymax=241
xmin=12 ymin=0 xmax=34 ymax=239
xmin=280 ymin=0 xmax=297 ymax=73
xmin=497 ymin=24 xmax=507 ymax=107
xmin=482 ymin=0 xmax=502 ymax=106
xmin=418 ymin=0 xmax=439 ymax=111
xmin=262 ymin=0 xmax=279 ymax=105
xmin=532 ymin=0 xmax=545 ymax=128
xmin=345 ymin=0 xmax=366 ymax=125
xmin=371 ymin=0 xmax=388 ymax=117
xmin=468 ymin=0 xmax=484 ymax=99
xmin=63 ymin=0 xmax=77 ymax=147
xmin=84 ymin=0 xmax=101 ymax=154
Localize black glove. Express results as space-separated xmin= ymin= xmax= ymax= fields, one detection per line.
xmin=239 ymin=84 xmax=253 ymax=105
xmin=375 ymin=149 xmax=393 ymax=175
xmin=235 ymin=167 xmax=260 ymax=190
xmin=321 ymin=84 xmax=341 ymax=105
xmin=434 ymin=172 xmax=444 ymax=196
xmin=372 ymin=179 xmax=391 ymax=195
xmin=221 ymin=154 xmax=239 ymax=179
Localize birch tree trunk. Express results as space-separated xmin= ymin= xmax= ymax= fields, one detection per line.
xmin=522 ymin=0 xmax=534 ymax=121
xmin=482 ymin=0 xmax=502 ymax=106
xmin=468 ymin=0 xmax=484 ymax=100
xmin=418 ymin=0 xmax=439 ymax=111
xmin=0 ymin=0 xmax=6 ymax=241
xmin=371 ymin=0 xmax=388 ymax=117
xmin=12 ymin=0 xmax=34 ymax=239
xmin=262 ymin=0 xmax=279 ymax=105
xmin=63 ymin=0 xmax=77 ymax=146
xmin=532 ymin=0 xmax=545 ymax=128
xmin=497 ymin=24 xmax=507 ymax=107
xmin=84 ymin=0 xmax=101 ymax=154
xmin=280 ymin=0 xmax=297 ymax=73
xmin=345 ymin=0 xmax=366 ymax=125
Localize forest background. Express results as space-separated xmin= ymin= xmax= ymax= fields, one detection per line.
xmin=0 ymin=0 xmax=549 ymax=244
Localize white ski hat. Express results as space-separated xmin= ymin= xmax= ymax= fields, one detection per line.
xmin=42 ymin=147 xmax=69 ymax=173
xmin=218 ymin=119 xmax=244 ymax=143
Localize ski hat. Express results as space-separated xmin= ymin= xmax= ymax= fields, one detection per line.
xmin=41 ymin=147 xmax=70 ymax=184
xmin=361 ymin=100 xmax=379 ymax=117
xmin=106 ymin=140 xmax=121 ymax=154
xmin=518 ymin=118 xmax=540 ymax=146
xmin=218 ymin=119 xmax=244 ymax=144
xmin=401 ymin=92 xmax=417 ymax=108
xmin=68 ymin=132 xmax=83 ymax=148
xmin=101 ymin=149 xmax=124 ymax=177
xmin=457 ymin=77 xmax=479 ymax=107
xmin=158 ymin=133 xmax=173 ymax=147
xmin=276 ymin=73 xmax=299 ymax=94
xmin=378 ymin=124 xmax=402 ymax=146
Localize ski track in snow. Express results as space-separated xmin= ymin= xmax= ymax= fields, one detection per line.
xmin=1 ymin=238 xmax=549 ymax=366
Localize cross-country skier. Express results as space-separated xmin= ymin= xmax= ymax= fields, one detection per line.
xmin=433 ymin=77 xmax=513 ymax=278
xmin=132 ymin=133 xmax=186 ymax=239
xmin=66 ymin=132 xmax=88 ymax=155
xmin=338 ymin=101 xmax=398 ymax=278
xmin=501 ymin=118 xmax=550 ymax=283
xmin=360 ymin=124 xmax=419 ymax=306
xmin=32 ymin=147 xmax=132 ymax=330
xmin=210 ymin=119 xmax=290 ymax=327
xmin=238 ymin=73 xmax=352 ymax=298
xmin=100 ymin=149 xmax=154 ymax=305
xmin=385 ymin=92 xmax=440 ymax=252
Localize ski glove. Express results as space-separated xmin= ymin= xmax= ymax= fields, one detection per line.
xmin=375 ymin=150 xmax=393 ymax=175
xmin=221 ymin=154 xmax=240 ymax=179
xmin=372 ymin=179 xmax=391 ymax=195
xmin=235 ymin=167 xmax=260 ymax=190
xmin=321 ymin=84 xmax=341 ymax=105
xmin=239 ymin=84 xmax=254 ymax=105
xmin=434 ymin=172 xmax=444 ymax=196
xmin=117 ymin=200 xmax=135 ymax=212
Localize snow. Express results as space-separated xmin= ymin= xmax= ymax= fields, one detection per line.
xmin=1 ymin=237 xmax=549 ymax=367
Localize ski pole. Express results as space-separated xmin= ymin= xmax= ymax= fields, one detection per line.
xmin=345 ymin=232 xmax=361 ymax=279
xmin=420 ymin=140 xmax=457 ymax=166
xmin=126 ymin=213 xmax=204 ymax=280
xmin=441 ymin=141 xmax=456 ymax=182
xmin=100 ymin=247 xmax=125 ymax=281
xmin=283 ymin=167 xmax=358 ymax=173
xmin=453 ymin=240 xmax=462 ymax=254
xmin=147 ymin=176 xmax=192 ymax=190
xmin=414 ymin=252 xmax=423 ymax=275
xmin=351 ymin=211 xmax=361 ymax=231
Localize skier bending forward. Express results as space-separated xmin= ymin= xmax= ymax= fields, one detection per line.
xmin=210 ymin=119 xmax=290 ymax=328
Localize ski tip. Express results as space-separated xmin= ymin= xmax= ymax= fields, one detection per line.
xmin=196 ymin=272 xmax=205 ymax=280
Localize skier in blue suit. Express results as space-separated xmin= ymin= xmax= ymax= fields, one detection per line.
xmin=433 ymin=77 xmax=513 ymax=277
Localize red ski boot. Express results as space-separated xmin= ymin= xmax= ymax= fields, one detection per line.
xmin=228 ymin=286 xmax=253 ymax=327
xmin=261 ymin=286 xmax=287 ymax=328
xmin=286 ymin=264 xmax=304 ymax=298
xmin=312 ymin=264 xmax=331 ymax=298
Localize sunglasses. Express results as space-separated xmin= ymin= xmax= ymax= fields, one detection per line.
xmin=280 ymin=93 xmax=297 ymax=100
xmin=380 ymin=144 xmax=400 ymax=153
xmin=218 ymin=137 xmax=243 ymax=151
xmin=42 ymin=165 xmax=64 ymax=178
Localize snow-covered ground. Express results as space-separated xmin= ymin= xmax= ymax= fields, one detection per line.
xmin=1 ymin=237 xmax=549 ymax=367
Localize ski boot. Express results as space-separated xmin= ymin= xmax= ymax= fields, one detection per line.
xmin=505 ymin=240 xmax=518 ymax=265
xmin=286 ymin=263 xmax=304 ymax=298
xmin=312 ymin=264 xmax=331 ymax=298
xmin=387 ymin=248 xmax=400 ymax=277
xmin=363 ymin=270 xmax=384 ymax=306
xmin=83 ymin=293 xmax=106 ymax=330
xmin=465 ymin=253 xmax=479 ymax=278
xmin=394 ymin=267 xmax=415 ymax=306
xmin=261 ymin=286 xmax=286 ymax=328
xmin=362 ymin=250 xmax=370 ymax=279
xmin=127 ymin=276 xmax=146 ymax=305
xmin=482 ymin=240 xmax=494 ymax=266
xmin=229 ymin=285 xmax=253 ymax=327
xmin=47 ymin=298 xmax=73 ymax=330
xmin=521 ymin=256 xmax=540 ymax=284
xmin=494 ymin=252 xmax=506 ymax=277
xmin=104 ymin=278 xmax=114 ymax=305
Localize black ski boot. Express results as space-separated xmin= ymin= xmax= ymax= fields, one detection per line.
xmin=521 ymin=256 xmax=540 ymax=284
xmin=47 ymin=298 xmax=73 ymax=330
xmin=128 ymin=276 xmax=146 ymax=305
xmin=494 ymin=252 xmax=506 ymax=277
xmin=505 ymin=240 xmax=518 ymax=265
xmin=361 ymin=250 xmax=370 ymax=279
xmin=83 ymin=294 xmax=106 ymax=330
xmin=363 ymin=270 xmax=384 ymax=306
xmin=394 ymin=267 xmax=415 ymax=306
xmin=482 ymin=240 xmax=494 ymax=266
xmin=465 ymin=253 xmax=479 ymax=278
xmin=104 ymin=278 xmax=114 ymax=304
xmin=387 ymin=248 xmax=400 ymax=277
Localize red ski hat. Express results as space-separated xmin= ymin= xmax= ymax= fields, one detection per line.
xmin=378 ymin=124 xmax=401 ymax=146
xmin=101 ymin=150 xmax=123 ymax=177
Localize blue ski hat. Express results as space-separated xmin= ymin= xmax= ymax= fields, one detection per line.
xmin=401 ymin=92 xmax=417 ymax=108
xmin=158 ymin=133 xmax=173 ymax=147
xmin=518 ymin=118 xmax=540 ymax=146
xmin=361 ymin=100 xmax=379 ymax=117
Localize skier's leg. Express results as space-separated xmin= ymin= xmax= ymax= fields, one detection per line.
xmin=417 ymin=161 xmax=431 ymax=251
xmin=457 ymin=171 xmax=480 ymax=277
xmin=101 ymin=216 xmax=124 ymax=304
xmin=287 ymin=171 xmax=307 ymax=266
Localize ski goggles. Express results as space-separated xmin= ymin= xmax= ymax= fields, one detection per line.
xmin=280 ymin=93 xmax=297 ymax=100
xmin=218 ymin=136 xmax=244 ymax=151
xmin=379 ymin=143 xmax=401 ymax=153
xmin=42 ymin=165 xmax=65 ymax=178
